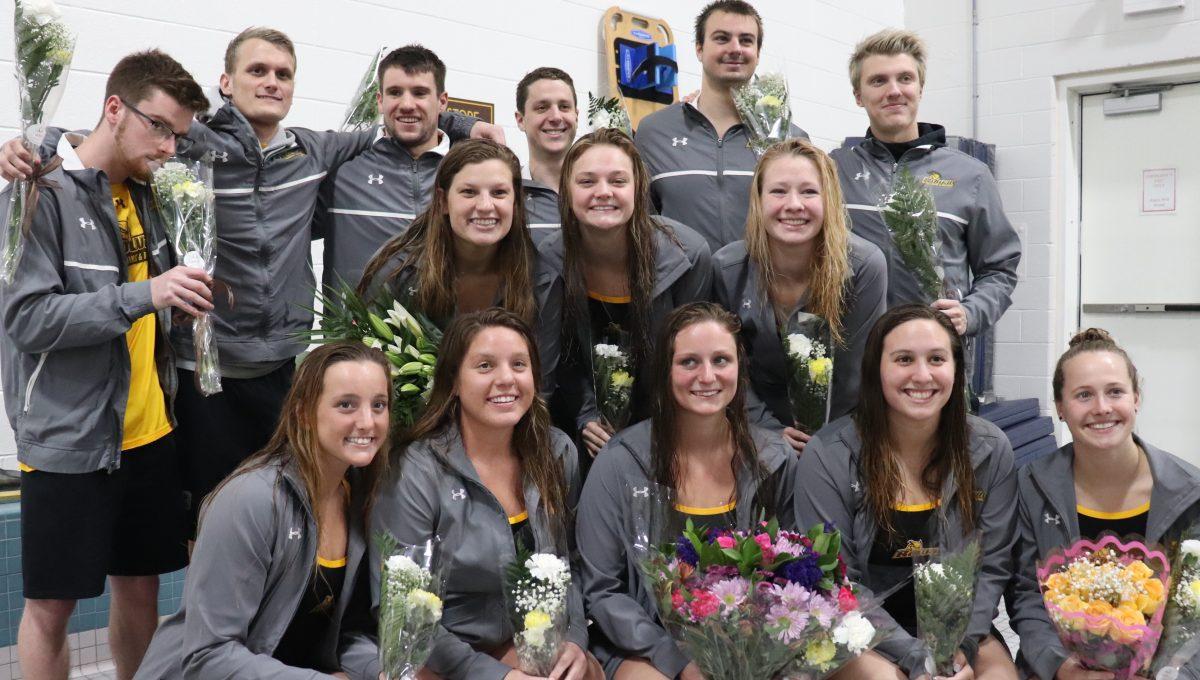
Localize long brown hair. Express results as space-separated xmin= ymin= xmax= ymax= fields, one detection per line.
xmin=854 ymin=305 xmax=974 ymax=535
xmin=558 ymin=128 xmax=670 ymax=373
xmin=745 ymin=138 xmax=850 ymax=345
xmin=358 ymin=139 xmax=536 ymax=326
xmin=202 ymin=342 xmax=392 ymax=538
xmin=649 ymin=303 xmax=771 ymax=513
xmin=400 ymin=308 xmax=568 ymax=534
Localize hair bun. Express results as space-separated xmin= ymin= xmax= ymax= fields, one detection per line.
xmin=1068 ymin=327 xmax=1114 ymax=348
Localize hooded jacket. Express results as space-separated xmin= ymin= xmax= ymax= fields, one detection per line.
xmin=314 ymin=129 xmax=449 ymax=291
xmin=522 ymin=165 xmax=561 ymax=247
xmin=635 ymin=100 xmax=809 ymax=252
xmin=133 ymin=458 xmax=375 ymax=680
xmin=830 ymin=124 xmax=1020 ymax=336
xmin=368 ymin=423 xmax=587 ymax=680
xmin=537 ymin=217 xmax=712 ymax=430
xmin=1006 ymin=437 xmax=1200 ymax=680
xmin=711 ymin=234 xmax=887 ymax=429
xmin=576 ymin=419 xmax=799 ymax=678
xmin=794 ymin=414 xmax=1017 ymax=679
xmin=0 ymin=134 xmax=177 ymax=473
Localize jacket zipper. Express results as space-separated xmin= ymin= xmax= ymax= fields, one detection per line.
xmin=22 ymin=353 xmax=48 ymax=413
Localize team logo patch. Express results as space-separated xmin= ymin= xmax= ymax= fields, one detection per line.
xmin=892 ymin=539 xmax=939 ymax=559
xmin=921 ymin=171 xmax=955 ymax=188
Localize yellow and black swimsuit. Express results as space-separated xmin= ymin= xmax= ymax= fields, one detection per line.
xmin=1077 ymin=501 xmax=1149 ymax=540
xmin=509 ymin=510 xmax=536 ymax=553
xmin=673 ymin=500 xmax=737 ymax=536
xmin=868 ymin=501 xmax=939 ymax=636
xmin=272 ymin=555 xmax=346 ymax=672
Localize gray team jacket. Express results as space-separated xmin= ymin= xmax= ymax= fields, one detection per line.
xmin=537 ymin=217 xmax=712 ymax=430
xmin=1006 ymin=437 xmax=1200 ymax=680
xmin=134 ymin=458 xmax=376 ymax=680
xmin=711 ymin=234 xmax=887 ymax=428
xmin=368 ymin=423 xmax=588 ymax=680
xmin=830 ymin=124 xmax=1020 ymax=336
xmin=0 ymin=136 xmax=177 ymax=473
xmin=635 ymin=100 xmax=809 ymax=252
xmin=314 ymin=130 xmax=448 ymax=291
xmin=522 ymin=165 xmax=561 ymax=247
xmin=794 ymin=414 xmax=1017 ymax=679
xmin=576 ymin=419 xmax=799 ymax=678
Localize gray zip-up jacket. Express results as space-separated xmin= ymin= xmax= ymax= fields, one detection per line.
xmin=711 ymin=235 xmax=887 ymax=429
xmin=0 ymin=135 xmax=177 ymax=473
xmin=368 ymin=423 xmax=587 ymax=680
xmin=314 ymin=130 xmax=448 ymax=290
xmin=577 ymin=419 xmax=799 ymax=678
xmin=635 ymin=100 xmax=809 ymax=252
xmin=1006 ymin=437 xmax=1200 ymax=680
xmin=537 ymin=217 xmax=712 ymax=430
xmin=794 ymin=414 xmax=1017 ymax=679
xmin=522 ymin=165 xmax=561 ymax=247
xmin=134 ymin=458 xmax=376 ymax=680
xmin=830 ymin=124 xmax=1020 ymax=336
xmin=359 ymin=249 xmax=562 ymax=393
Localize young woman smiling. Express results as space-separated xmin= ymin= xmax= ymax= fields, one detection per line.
xmin=577 ymin=303 xmax=798 ymax=680
xmin=795 ymin=305 xmax=1017 ymax=680
xmin=1006 ymin=329 xmax=1200 ymax=680
xmin=134 ymin=343 xmax=391 ymax=679
xmin=358 ymin=139 xmax=561 ymax=391
xmin=539 ymin=128 xmax=712 ymax=457
xmin=370 ymin=309 xmax=600 ymax=680
xmin=712 ymin=138 xmax=887 ymax=452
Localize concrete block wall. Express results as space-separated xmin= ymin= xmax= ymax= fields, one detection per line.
xmin=906 ymin=0 xmax=1200 ymax=410
xmin=0 ymin=0 xmax=905 ymax=461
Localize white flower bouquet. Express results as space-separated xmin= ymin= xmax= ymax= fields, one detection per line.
xmin=732 ymin=72 xmax=794 ymax=156
xmin=2 ymin=0 xmax=76 ymax=283
xmin=593 ymin=342 xmax=633 ymax=432
xmin=342 ymin=45 xmax=389 ymax=132
xmin=586 ymin=92 xmax=632 ymax=136
xmin=152 ymin=158 xmax=222 ymax=395
xmin=782 ymin=312 xmax=833 ymax=434
xmin=504 ymin=549 xmax=572 ymax=676
xmin=1153 ymin=529 xmax=1200 ymax=678
xmin=378 ymin=536 xmax=444 ymax=680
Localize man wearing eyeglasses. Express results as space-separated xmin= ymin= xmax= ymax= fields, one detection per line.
xmin=0 ymin=51 xmax=211 ymax=680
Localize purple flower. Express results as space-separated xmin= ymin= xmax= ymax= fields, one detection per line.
xmin=806 ymin=593 xmax=839 ymax=628
xmin=710 ymin=578 xmax=750 ymax=616
xmin=781 ymin=552 xmax=823 ymax=589
xmin=676 ymin=536 xmax=699 ymax=567
xmin=767 ymin=603 xmax=810 ymax=643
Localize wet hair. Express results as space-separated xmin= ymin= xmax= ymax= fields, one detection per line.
xmin=516 ymin=67 xmax=577 ymax=113
xmin=224 ymin=26 xmax=296 ymax=74
xmin=848 ymin=28 xmax=927 ymax=95
xmin=401 ymin=308 xmax=568 ymax=535
xmin=855 ymin=305 xmax=974 ymax=536
xmin=377 ymin=44 xmax=446 ymax=94
xmin=694 ymin=0 xmax=764 ymax=48
xmin=1052 ymin=328 xmax=1140 ymax=402
xmin=358 ymin=139 xmax=536 ymax=327
xmin=105 ymin=49 xmax=209 ymax=114
xmin=202 ymin=342 xmax=391 ymax=538
xmin=744 ymin=138 xmax=850 ymax=345
xmin=649 ymin=303 xmax=773 ymax=513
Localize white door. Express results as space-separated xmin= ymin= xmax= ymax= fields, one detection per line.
xmin=1079 ymin=81 xmax=1200 ymax=463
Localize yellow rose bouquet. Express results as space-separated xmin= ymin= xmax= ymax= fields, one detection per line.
xmin=593 ymin=341 xmax=633 ymax=432
xmin=504 ymin=548 xmax=572 ymax=676
xmin=1038 ymin=535 xmax=1170 ymax=678
xmin=782 ymin=311 xmax=834 ymax=435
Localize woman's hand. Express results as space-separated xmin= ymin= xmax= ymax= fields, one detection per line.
xmin=547 ymin=641 xmax=598 ymax=680
xmin=934 ymin=651 xmax=974 ymax=680
xmin=782 ymin=426 xmax=811 ymax=453
xmin=582 ymin=421 xmax=613 ymax=457
xmin=679 ymin=661 xmax=707 ymax=680
xmin=1055 ymin=656 xmax=1116 ymax=679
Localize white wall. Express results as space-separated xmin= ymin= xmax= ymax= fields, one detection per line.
xmin=906 ymin=0 xmax=1200 ymax=410
xmin=0 ymin=0 xmax=904 ymax=463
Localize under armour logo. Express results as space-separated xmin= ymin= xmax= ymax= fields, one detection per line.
xmin=451 ymin=488 xmax=466 ymax=501
xmin=79 ymin=218 xmax=96 ymax=230
xmin=672 ymin=137 xmax=688 ymax=147
xmin=632 ymin=486 xmax=649 ymax=498
xmin=209 ymin=150 xmax=229 ymax=163
xmin=854 ymin=170 xmax=871 ymax=182
xmin=407 ymin=286 xmax=417 ymax=297
xmin=367 ymin=174 xmax=384 ymax=185
xmin=741 ymin=298 xmax=752 ymax=310
xmin=1043 ymin=512 xmax=1061 ymax=526
xmin=850 ymin=481 xmax=862 ymax=494
xmin=288 ymin=527 xmax=302 ymax=539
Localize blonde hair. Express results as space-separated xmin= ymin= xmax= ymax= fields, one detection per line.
xmin=744 ymin=138 xmax=850 ymax=345
xmin=848 ymin=28 xmax=927 ymax=95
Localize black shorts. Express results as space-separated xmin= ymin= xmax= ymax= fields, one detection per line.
xmin=21 ymin=432 xmax=189 ymax=600
xmin=173 ymin=362 xmax=295 ymax=535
